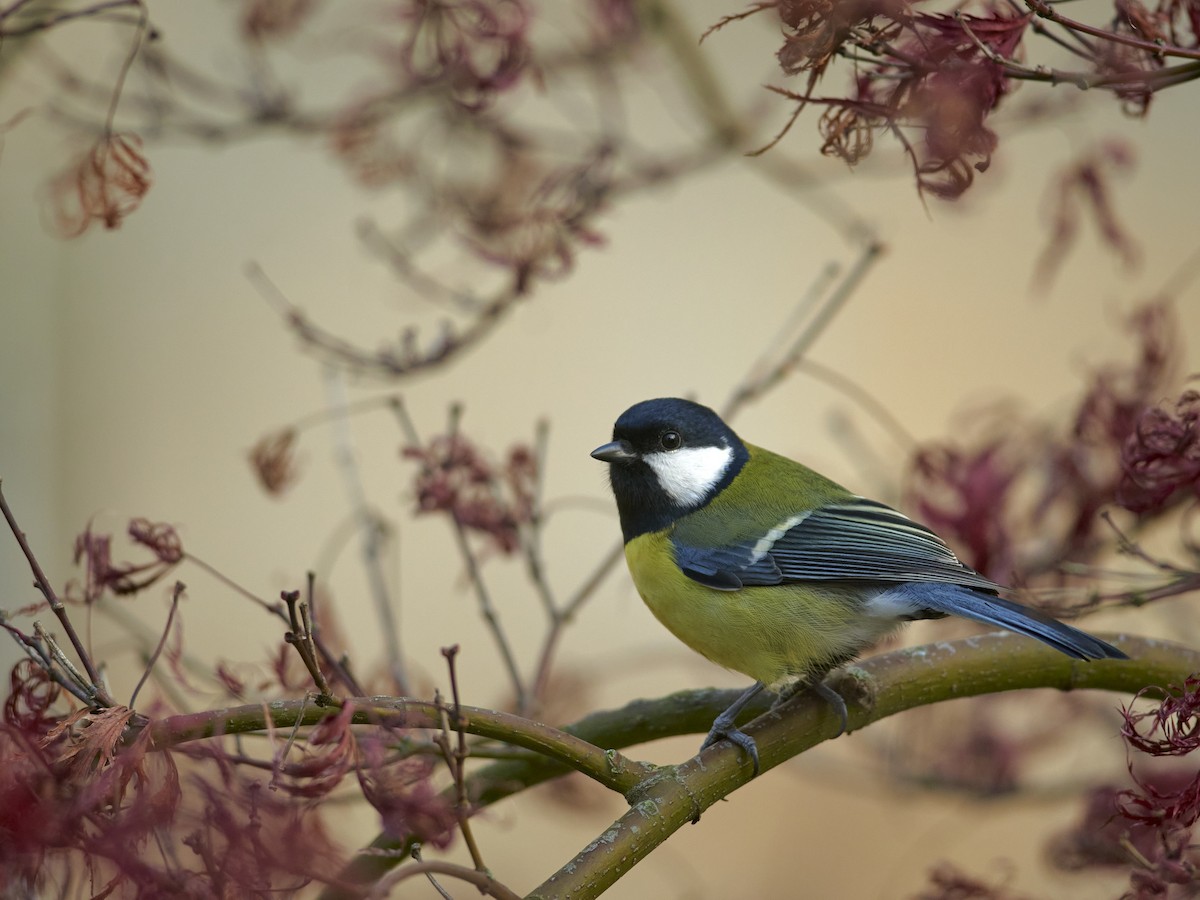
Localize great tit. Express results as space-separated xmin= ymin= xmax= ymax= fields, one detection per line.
xmin=591 ymin=397 xmax=1127 ymax=774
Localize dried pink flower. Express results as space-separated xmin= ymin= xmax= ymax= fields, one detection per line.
xmin=4 ymin=660 xmax=64 ymax=738
xmin=1122 ymin=677 xmax=1200 ymax=758
xmin=50 ymin=132 xmax=152 ymax=237
xmin=241 ymin=0 xmax=318 ymax=41
xmin=587 ymin=0 xmax=641 ymax=42
xmin=1050 ymin=784 xmax=1160 ymax=870
xmin=1033 ymin=141 xmax=1139 ymax=288
xmin=249 ymin=427 xmax=303 ymax=496
xmin=1118 ymin=767 xmax=1200 ymax=830
xmin=908 ymin=300 xmax=1182 ymax=590
xmin=775 ymin=0 xmax=907 ymax=77
xmin=329 ymin=105 xmax=414 ymax=188
xmin=891 ymin=13 xmax=1029 ymax=198
xmin=128 ymin=518 xmax=183 ymax=565
xmin=908 ymin=439 xmax=1021 ymax=582
xmin=460 ymin=147 xmax=612 ymax=289
xmin=390 ymin=0 xmax=531 ymax=108
xmin=356 ymin=737 xmax=457 ymax=848
xmin=1117 ymin=390 xmax=1200 ymax=515
xmin=404 ymin=431 xmax=537 ymax=554
xmin=273 ymin=702 xmax=356 ymax=798
xmin=818 ymin=103 xmax=873 ymax=164
xmin=71 ymin=519 xmax=183 ymax=601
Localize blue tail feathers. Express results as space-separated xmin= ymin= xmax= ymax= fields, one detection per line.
xmin=893 ymin=583 xmax=1127 ymax=660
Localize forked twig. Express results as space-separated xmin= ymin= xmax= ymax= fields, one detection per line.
xmin=282 ymin=589 xmax=333 ymax=698
xmin=433 ymin=646 xmax=487 ymax=872
xmin=0 ymin=481 xmax=116 ymax=706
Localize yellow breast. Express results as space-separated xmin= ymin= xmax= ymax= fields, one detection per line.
xmin=624 ymin=531 xmax=897 ymax=685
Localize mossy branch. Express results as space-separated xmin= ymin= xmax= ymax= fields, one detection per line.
xmin=313 ymin=632 xmax=1194 ymax=899
xmin=529 ymin=632 xmax=1188 ymax=898
xmin=143 ymin=697 xmax=656 ymax=795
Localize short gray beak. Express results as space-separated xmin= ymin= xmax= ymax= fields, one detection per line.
xmin=591 ymin=440 xmax=637 ymax=463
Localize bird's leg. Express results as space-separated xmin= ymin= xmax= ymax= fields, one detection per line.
xmin=772 ymin=677 xmax=848 ymax=736
xmin=700 ymin=681 xmax=766 ymax=775
xmin=810 ymin=679 xmax=848 ymax=736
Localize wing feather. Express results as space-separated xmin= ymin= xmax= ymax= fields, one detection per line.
xmin=674 ymin=497 xmax=1000 ymax=592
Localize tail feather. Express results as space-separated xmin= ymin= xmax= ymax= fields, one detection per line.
xmin=892 ymin=583 xmax=1127 ymax=661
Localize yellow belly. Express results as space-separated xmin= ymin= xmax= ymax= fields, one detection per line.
xmin=624 ymin=532 xmax=897 ymax=685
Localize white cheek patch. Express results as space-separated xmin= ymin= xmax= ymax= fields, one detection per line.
xmin=643 ymin=445 xmax=734 ymax=507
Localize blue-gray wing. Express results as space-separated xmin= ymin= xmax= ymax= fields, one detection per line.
xmin=675 ymin=542 xmax=782 ymax=590
xmin=674 ymin=497 xmax=1000 ymax=593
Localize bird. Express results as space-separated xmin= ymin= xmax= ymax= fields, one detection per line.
xmin=591 ymin=397 xmax=1127 ymax=774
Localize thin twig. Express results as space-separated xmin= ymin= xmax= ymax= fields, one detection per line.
xmin=248 ymin=262 xmax=524 ymax=380
xmin=357 ymin=219 xmax=483 ymax=314
xmin=100 ymin=0 xmax=148 ymax=127
xmin=0 ymin=0 xmax=142 ymax=38
xmin=1101 ymin=511 xmax=1189 ymax=574
xmin=396 ymin=397 xmax=527 ymax=704
xmin=1007 ymin=0 xmax=1099 ymax=60
xmin=282 ymin=589 xmax=333 ymax=697
xmin=734 ymin=260 xmax=842 ymax=406
xmin=388 ymin=396 xmax=421 ymax=446
xmin=438 ymin=403 xmax=529 ymax=710
xmin=450 ymin=516 xmax=528 ymax=710
xmin=517 ymin=418 xmax=566 ymax=710
xmin=795 ymin=358 xmax=918 ymax=452
xmin=530 ymin=538 xmax=625 ymax=707
xmin=364 ymin=859 xmax=521 ymax=900
xmin=34 ymin=622 xmax=95 ymax=699
xmin=128 ymin=581 xmax=184 ymax=708
xmin=275 ymin=693 xmax=311 ymax=787
xmin=435 ymin=646 xmax=487 ymax=871
xmin=723 ymin=239 xmax=885 ymax=420
xmin=939 ymin=11 xmax=1200 ymax=92
xmin=560 ymin=539 xmax=625 ymax=624
xmin=305 ymin=570 xmax=367 ymax=698
xmin=1 ymin=618 xmax=93 ymax=704
xmin=184 ymin=552 xmax=283 ymax=615
xmin=186 ymin=552 xmax=363 ymax=695
xmin=277 ymin=392 xmax=406 ymax=434
xmin=519 ymin=418 xmax=559 ymax=622
xmin=409 ymin=846 xmax=454 ymax=900
xmin=0 ymin=481 xmax=116 ymax=706
xmin=1023 ymin=0 xmax=1200 ymax=62
xmin=324 ymin=366 xmax=410 ymax=695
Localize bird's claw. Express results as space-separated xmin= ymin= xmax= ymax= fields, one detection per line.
xmin=810 ymin=680 xmax=849 ymax=737
xmin=701 ymin=720 xmax=761 ymax=776
xmin=773 ymin=678 xmax=849 ymax=736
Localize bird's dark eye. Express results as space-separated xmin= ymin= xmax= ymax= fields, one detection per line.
xmin=660 ymin=430 xmax=682 ymax=451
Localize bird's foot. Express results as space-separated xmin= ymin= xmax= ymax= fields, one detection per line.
xmin=811 ymin=679 xmax=848 ymax=736
xmin=700 ymin=716 xmax=761 ymax=776
xmin=699 ymin=681 xmax=766 ymax=775
xmin=773 ymin=678 xmax=849 ymax=737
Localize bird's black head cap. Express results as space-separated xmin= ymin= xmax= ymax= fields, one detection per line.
xmin=591 ymin=398 xmax=749 ymax=541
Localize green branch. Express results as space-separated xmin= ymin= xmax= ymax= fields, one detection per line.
xmin=529 ymin=632 xmax=1191 ymax=898
xmin=146 ymin=634 xmax=1193 ymax=899
xmin=144 ymin=696 xmax=655 ymax=794
xmin=327 ymin=633 xmax=1193 ymax=898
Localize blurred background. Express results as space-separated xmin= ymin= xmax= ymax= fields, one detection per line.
xmin=1 ymin=1 xmax=1198 ymax=896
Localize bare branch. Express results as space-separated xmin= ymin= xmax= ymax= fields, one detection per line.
xmin=0 ymin=481 xmax=116 ymax=706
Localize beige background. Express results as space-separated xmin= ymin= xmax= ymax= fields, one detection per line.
xmin=1 ymin=3 xmax=1198 ymax=897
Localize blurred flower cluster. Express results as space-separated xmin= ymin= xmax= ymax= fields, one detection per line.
xmin=906 ymin=301 xmax=1189 ymax=593
xmin=710 ymin=0 xmax=1200 ymax=196
xmin=405 ymin=430 xmax=537 ymax=554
